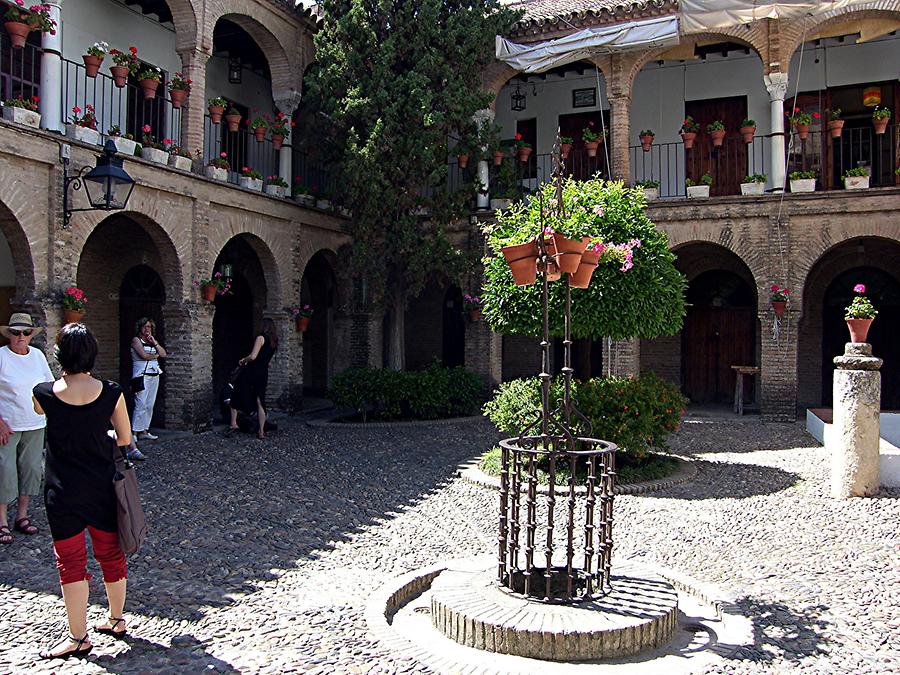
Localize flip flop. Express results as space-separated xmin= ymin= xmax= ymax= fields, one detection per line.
xmin=13 ymin=517 xmax=38 ymax=535
xmin=0 ymin=526 xmax=12 ymax=545
xmin=96 ymin=617 xmax=127 ymax=639
xmin=38 ymin=634 xmax=92 ymax=660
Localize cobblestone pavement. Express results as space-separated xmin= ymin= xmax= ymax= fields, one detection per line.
xmin=0 ymin=417 xmax=898 ymax=674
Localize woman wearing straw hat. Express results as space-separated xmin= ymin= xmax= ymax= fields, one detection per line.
xmin=0 ymin=313 xmax=53 ymax=545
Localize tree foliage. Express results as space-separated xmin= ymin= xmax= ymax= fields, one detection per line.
xmin=481 ymin=178 xmax=686 ymax=340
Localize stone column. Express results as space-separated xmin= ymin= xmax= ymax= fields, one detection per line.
xmin=274 ymin=91 xmax=302 ymax=188
xmin=764 ymin=73 xmax=788 ymax=193
xmin=178 ymin=48 xmax=210 ymax=164
xmin=465 ymin=317 xmax=501 ymax=390
xmin=601 ymin=338 xmax=640 ymax=377
xmin=831 ymin=343 xmax=881 ymax=498
xmin=607 ymin=95 xmax=632 ymax=181
xmin=39 ymin=0 xmax=63 ymax=132
xmin=473 ymin=108 xmax=494 ymax=210
xmin=264 ymin=310 xmax=300 ymax=412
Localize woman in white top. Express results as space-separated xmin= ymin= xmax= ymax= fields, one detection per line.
xmin=130 ymin=318 xmax=166 ymax=450
xmin=0 ymin=313 xmax=54 ymax=544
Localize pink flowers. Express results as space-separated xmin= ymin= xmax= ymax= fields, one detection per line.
xmin=588 ymin=238 xmax=641 ymax=272
xmin=62 ymin=286 xmax=88 ymax=311
xmin=854 ymin=283 xmax=866 ymax=293
xmin=770 ymin=285 xmax=790 ymax=302
xmin=593 ymin=204 xmax=604 ymax=217
xmin=142 ymin=124 xmax=151 ymax=133
xmin=220 ymin=151 xmax=227 ymax=159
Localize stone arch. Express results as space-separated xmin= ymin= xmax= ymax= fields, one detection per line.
xmin=482 ymin=61 xmax=520 ymax=107
xmin=164 ymin=0 xmax=200 ymax=53
xmin=299 ymin=249 xmax=339 ymax=394
xmin=665 ymin=227 xmax=766 ymax=295
xmin=0 ymin=196 xmax=36 ymax=302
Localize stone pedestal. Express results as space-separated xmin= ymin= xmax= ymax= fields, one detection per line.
xmin=831 ymin=342 xmax=881 ymax=498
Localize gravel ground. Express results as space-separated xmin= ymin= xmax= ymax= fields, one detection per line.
xmin=0 ymin=417 xmax=897 ymax=674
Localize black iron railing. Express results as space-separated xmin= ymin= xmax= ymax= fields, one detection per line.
xmin=0 ymin=30 xmax=41 ymax=101
xmin=786 ymin=124 xmax=898 ymax=189
xmin=202 ymin=115 xmax=282 ymax=186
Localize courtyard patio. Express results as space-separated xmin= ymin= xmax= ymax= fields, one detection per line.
xmin=0 ymin=417 xmax=897 ymax=674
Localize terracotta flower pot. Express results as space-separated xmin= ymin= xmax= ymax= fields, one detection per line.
xmin=846 ymin=318 xmax=874 ymax=343
xmin=873 ymin=117 xmax=890 ymax=135
xmin=201 ymin=284 xmax=217 ymax=302
xmin=456 ymin=154 xmax=469 ymax=169
xmin=680 ymin=132 xmax=696 ymax=149
xmin=794 ymin=123 xmax=810 ymax=140
xmin=139 ymin=78 xmax=159 ymax=100
xmin=271 ymin=134 xmax=285 ymax=150
xmin=569 ymin=250 xmax=600 ymax=289
xmin=517 ymin=147 xmax=532 ymax=163
xmin=540 ymin=259 xmax=561 ymax=282
xmin=560 ymin=143 xmax=572 ymax=159
xmin=501 ymin=241 xmax=539 ymax=286
xmin=709 ymin=129 xmax=726 ymax=147
xmin=110 ymin=65 xmax=130 ymax=88
xmin=584 ymin=140 xmax=600 ymax=157
xmin=169 ymin=89 xmax=186 ymax=109
xmin=492 ymin=150 xmax=505 ymax=166
xmin=295 ymin=316 xmax=310 ymax=332
xmin=552 ymin=232 xmax=589 ymax=274
xmin=740 ymin=126 xmax=756 ymax=143
xmin=83 ymin=55 xmax=104 ymax=78
xmin=468 ymin=309 xmax=482 ymax=322
xmin=4 ymin=22 xmax=30 ymax=49
xmin=208 ymin=105 xmax=225 ymax=124
xmin=63 ymin=309 xmax=85 ymax=324
xmin=225 ymin=114 xmax=241 ymax=133
xmin=254 ymin=126 xmax=267 ymax=142
xmin=772 ymin=300 xmax=786 ymax=318
xmin=640 ymin=135 xmax=654 ymax=152
xmin=828 ymin=119 xmax=844 ymax=139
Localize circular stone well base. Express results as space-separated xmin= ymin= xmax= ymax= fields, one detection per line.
xmin=430 ymin=563 xmax=678 ymax=662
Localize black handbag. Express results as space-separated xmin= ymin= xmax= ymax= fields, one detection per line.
xmin=113 ymin=445 xmax=147 ymax=554
xmin=130 ymin=357 xmax=150 ymax=393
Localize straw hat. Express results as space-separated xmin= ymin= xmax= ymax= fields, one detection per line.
xmin=0 ymin=313 xmax=44 ymax=339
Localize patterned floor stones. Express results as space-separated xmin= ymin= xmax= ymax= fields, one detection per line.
xmin=0 ymin=416 xmax=897 ymax=673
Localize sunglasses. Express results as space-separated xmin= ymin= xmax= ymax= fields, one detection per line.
xmin=9 ymin=329 xmax=33 ymax=337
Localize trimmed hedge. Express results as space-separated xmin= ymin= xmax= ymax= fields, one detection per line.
xmin=329 ymin=362 xmax=483 ymax=421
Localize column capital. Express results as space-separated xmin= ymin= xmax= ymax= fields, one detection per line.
xmin=764 ymin=72 xmax=789 ymax=101
xmin=177 ymin=47 xmax=211 ymax=66
xmin=273 ymin=90 xmax=303 ymax=116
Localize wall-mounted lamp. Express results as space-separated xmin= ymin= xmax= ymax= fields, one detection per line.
xmin=228 ymin=57 xmax=242 ymax=84
xmin=62 ymin=141 xmax=135 ymax=229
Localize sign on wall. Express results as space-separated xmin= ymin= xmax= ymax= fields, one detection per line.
xmin=572 ymin=88 xmax=596 ymax=109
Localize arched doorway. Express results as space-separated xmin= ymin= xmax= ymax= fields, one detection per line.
xmin=0 ymin=230 xmax=16 ymax=340
xmin=119 ymin=265 xmax=166 ymax=426
xmin=404 ymin=278 xmax=465 ymax=370
xmin=301 ymin=251 xmax=336 ymax=395
xmin=442 ymin=285 xmax=464 ymax=368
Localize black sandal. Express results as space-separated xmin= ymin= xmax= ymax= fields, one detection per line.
xmin=0 ymin=525 xmax=11 ymax=545
xmin=39 ymin=633 xmax=92 ymax=660
xmin=96 ymin=616 xmax=127 ymax=638
xmin=13 ymin=517 xmax=38 ymax=535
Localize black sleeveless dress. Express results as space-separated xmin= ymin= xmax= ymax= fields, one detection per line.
xmin=235 ymin=335 xmax=276 ymax=413
xmin=33 ymin=380 xmax=121 ymax=541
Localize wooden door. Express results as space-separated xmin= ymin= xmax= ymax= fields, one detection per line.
xmin=559 ymin=111 xmax=610 ymax=181
xmin=685 ymin=96 xmax=748 ymax=196
xmin=682 ymin=307 xmax=755 ymax=403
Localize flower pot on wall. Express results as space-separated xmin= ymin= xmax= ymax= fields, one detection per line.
xmin=139 ymin=79 xmax=159 ymax=100
xmin=552 ymin=232 xmax=588 ymax=274
xmin=295 ymin=316 xmax=310 ymax=332
xmin=680 ymin=132 xmax=696 ymax=149
xmin=793 ymin=123 xmax=810 ymax=140
xmin=492 ymin=150 xmax=505 ymax=166
xmin=208 ymin=105 xmax=225 ymax=124
xmin=740 ymin=126 xmax=756 ymax=143
xmin=456 ymin=154 xmax=469 ymax=169
xmin=584 ymin=140 xmax=600 ymax=157
xmin=686 ymin=185 xmax=710 ymax=199
xmin=205 ymin=165 xmax=228 ymax=182
xmin=844 ymin=176 xmax=870 ymax=190
xmin=790 ymin=178 xmax=816 ymax=193
xmin=66 ymin=124 xmax=101 ymax=146
xmin=642 ymin=187 xmax=659 ymax=201
xmin=569 ymin=250 xmax=600 ymax=289
xmin=265 ymin=185 xmax=287 ymax=198
xmin=640 ymin=135 xmax=654 ymax=152
xmin=169 ymin=154 xmax=192 ymax=171
xmin=63 ymin=309 xmax=85 ymax=324
xmin=873 ymin=117 xmax=890 ymax=135
xmin=709 ymin=129 xmax=726 ymax=147
xmin=740 ymin=182 xmax=765 ymax=195
xmin=82 ymin=55 xmax=104 ymax=78
xmin=2 ymin=106 xmax=40 ymax=129
xmin=501 ymin=240 xmax=538 ymax=286
xmin=560 ymin=143 xmax=572 ymax=158
xmin=4 ymin=22 xmax=30 ymax=49
xmin=169 ymin=89 xmax=186 ymax=109
xmin=468 ymin=309 xmax=482 ymax=322
xmin=772 ymin=301 xmax=786 ymax=318
xmin=110 ymin=65 xmax=129 ymax=88
xmin=828 ymin=119 xmax=844 ymax=139
xmin=271 ymin=134 xmax=285 ymax=150
xmin=109 ymin=136 xmax=137 ymax=156
xmin=239 ymin=176 xmax=263 ymax=191
xmin=201 ymin=284 xmax=217 ymax=302
xmin=225 ymin=114 xmax=241 ymax=132
xmin=516 ymin=147 xmax=532 ymax=162
xmin=142 ymin=147 xmax=169 ymax=165
xmin=846 ymin=318 xmax=874 ymax=343
xmin=253 ymin=127 xmax=267 ymax=142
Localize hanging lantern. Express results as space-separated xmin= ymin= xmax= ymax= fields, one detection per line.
xmin=863 ymin=86 xmax=881 ymax=107
xmin=510 ymin=82 xmax=526 ymax=112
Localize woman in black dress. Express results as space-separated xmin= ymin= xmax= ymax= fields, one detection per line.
xmin=32 ymin=324 xmax=133 ymax=659
xmin=227 ymin=317 xmax=278 ymax=440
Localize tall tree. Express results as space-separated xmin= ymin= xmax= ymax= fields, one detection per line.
xmin=305 ymin=0 xmax=519 ymax=369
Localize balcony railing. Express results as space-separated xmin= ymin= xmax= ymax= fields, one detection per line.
xmin=786 ymin=124 xmax=898 ymax=189
xmin=0 ymin=31 xmax=41 ymax=101
xmin=202 ymin=115 xmax=281 ymax=186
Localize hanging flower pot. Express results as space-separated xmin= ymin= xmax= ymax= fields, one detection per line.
xmin=828 ymin=119 xmax=844 ymax=139
xmin=295 ymin=316 xmax=310 ymax=332
xmin=468 ymin=308 xmax=482 ymax=322
xmin=139 ymin=78 xmax=160 ymax=100
xmin=584 ymin=140 xmax=600 ymax=157
xmin=225 ymin=114 xmax=242 ymax=133
xmin=82 ymin=54 xmax=104 ymax=78
xmin=271 ymin=134 xmax=285 ymax=151
xmin=740 ymin=126 xmax=757 ymax=143
xmin=4 ymin=22 xmax=30 ymax=49
xmin=640 ymin=134 xmax=655 ymax=152
xmin=492 ymin=150 xmax=505 ymax=166
xmin=208 ymin=105 xmax=225 ymax=124
xmin=873 ymin=116 xmax=890 ymax=135
xmin=680 ymin=132 xmax=696 ymax=150
xmin=794 ymin=123 xmax=810 ymax=140
xmin=63 ymin=309 xmax=85 ymax=324
xmin=560 ymin=143 xmax=572 ymax=159
xmin=201 ymin=284 xmax=217 ymax=302
xmin=772 ymin=301 xmax=786 ymax=318
xmin=569 ymin=250 xmax=600 ymax=289
xmin=709 ymin=129 xmax=726 ymax=147
xmin=846 ymin=318 xmax=874 ymax=343
xmin=109 ymin=65 xmax=129 ymax=88
xmin=552 ymin=232 xmax=589 ymax=274
xmin=169 ymin=89 xmax=187 ymax=109
xmin=540 ymin=258 xmax=561 ymax=282
xmin=501 ymin=240 xmax=539 ymax=286
xmin=254 ymin=126 xmax=267 ymax=142
xmin=517 ymin=146 xmax=532 ymax=163
xmin=456 ymin=153 xmax=469 ymax=170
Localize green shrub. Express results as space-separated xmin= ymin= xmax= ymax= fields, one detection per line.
xmin=482 ymin=376 xmax=575 ymax=436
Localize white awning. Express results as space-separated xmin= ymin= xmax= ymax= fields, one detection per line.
xmin=680 ymin=0 xmax=876 ymax=34
xmin=495 ymin=15 xmax=680 ymax=74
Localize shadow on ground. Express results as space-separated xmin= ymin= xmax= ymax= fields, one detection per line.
xmin=633 ymin=458 xmax=801 ymax=500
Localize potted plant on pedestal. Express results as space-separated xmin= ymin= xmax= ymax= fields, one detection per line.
xmin=686 ymin=173 xmax=712 ymax=198
xmin=2 ymin=95 xmax=41 ymax=128
xmin=679 ymin=116 xmax=700 ymax=149
xmin=582 ymin=124 xmax=602 ymax=157
xmin=292 ymin=179 xmax=316 ymax=206
xmin=789 ymin=170 xmax=816 ymax=193
xmin=106 ymin=125 xmax=137 ymax=155
xmin=707 ymin=120 xmax=726 ymax=147
xmin=250 ymin=115 xmax=268 ymax=142
xmin=224 ymin=103 xmax=242 ymax=132
xmin=292 ymin=305 xmax=313 ymax=332
xmin=265 ymin=175 xmax=288 ymax=198
xmin=740 ymin=173 xmax=767 ymax=195
xmin=638 ymin=129 xmax=655 ymax=152
xmin=168 ymin=145 xmax=193 ymax=171
xmin=4 ymin=1 xmax=55 ymax=49
xmin=197 ymin=273 xmax=231 ymax=302
xmin=770 ymin=284 xmax=790 ymax=318
xmin=66 ymin=104 xmax=100 ymax=145
xmin=872 ymin=105 xmax=891 ymax=135
xmin=239 ymin=167 xmax=263 ymax=191
xmin=845 ymin=283 xmax=877 ymax=342
xmin=843 ymin=167 xmax=870 ymax=190
xmin=739 ymin=118 xmax=757 ymax=143
xmin=137 ymin=65 xmax=162 ymax=100
xmin=167 ymin=72 xmax=191 ymax=109
xmin=463 ymin=294 xmax=483 ymax=322
xmin=635 ymin=179 xmax=660 ymax=201
xmin=62 ymin=286 xmax=88 ymax=324
xmin=787 ymin=107 xmax=819 ymax=141
xmin=208 ymin=96 xmax=227 ymax=124
xmin=269 ymin=111 xmax=292 ymax=150
xmin=108 ymin=47 xmax=139 ymax=88
xmin=139 ymin=125 xmax=171 ymax=165
xmin=82 ymin=41 xmax=108 ymax=78
xmin=827 ymin=108 xmax=844 ymax=139
xmin=206 ymin=152 xmax=230 ymax=181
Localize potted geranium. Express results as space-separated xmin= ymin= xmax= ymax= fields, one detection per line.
xmin=208 ymin=96 xmax=227 ymax=124
xmin=136 ymin=65 xmax=162 ymax=100
xmin=239 ymin=166 xmax=263 ymax=191
xmin=686 ymin=173 xmax=712 ymax=198
xmin=198 ymin=273 xmax=231 ymax=302
xmin=559 ymin=135 xmax=574 ymax=159
xmin=225 ymin=103 xmax=242 ymax=133
xmin=513 ymin=132 xmax=532 ymax=162
xmin=167 ymin=72 xmax=191 ymax=109
xmin=66 ymin=104 xmax=100 ymax=145
xmin=168 ymin=145 xmax=193 ymax=171
xmin=638 ymin=129 xmax=655 ymax=152
xmin=265 ymin=175 xmax=288 ymax=198
xmin=740 ymin=173 xmax=767 ymax=195
xmin=845 ymin=283 xmax=877 ymax=342
xmin=269 ymin=111 xmax=292 ymax=150
xmin=872 ymin=105 xmax=891 ymax=135
xmin=843 ymin=167 xmax=870 ymax=190
xmin=680 ymin=116 xmax=700 ymax=149
xmin=292 ymin=305 xmax=313 ymax=332
xmin=2 ymin=94 xmax=40 ymax=128
xmin=582 ymin=124 xmax=602 ymax=157
xmin=827 ymin=108 xmax=844 ymax=139
xmin=635 ymin=179 xmax=660 ymax=201
xmin=707 ymin=120 xmax=726 ymax=147
xmin=62 ymin=286 xmax=88 ymax=323
xmin=4 ymin=0 xmax=55 ymax=49
xmin=206 ymin=151 xmax=230 ymax=181
xmin=108 ymin=47 xmax=139 ymax=88
xmin=106 ymin=125 xmax=137 ymax=155
xmin=787 ymin=107 xmax=819 ymax=140
xmin=770 ymin=284 xmax=790 ymax=318
xmin=292 ymin=178 xmax=316 ymax=206
xmin=570 ymin=238 xmax=640 ymax=288
xmin=739 ymin=118 xmax=757 ymax=143
xmin=139 ymin=125 xmax=171 ymax=165
xmin=463 ymin=294 xmax=483 ymax=322
xmin=789 ymin=170 xmax=816 ymax=193
xmin=249 ymin=115 xmax=268 ymax=142
xmin=82 ymin=41 xmax=108 ymax=78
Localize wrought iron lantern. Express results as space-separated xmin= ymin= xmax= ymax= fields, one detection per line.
xmin=62 ymin=140 xmax=136 ymax=228
xmin=228 ymin=57 xmax=242 ymax=84
xmin=511 ymin=82 xmax=527 ymax=112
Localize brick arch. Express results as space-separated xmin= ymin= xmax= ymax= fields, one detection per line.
xmin=666 ymin=228 xmax=766 ymax=297
xmin=207 ymin=226 xmax=285 ymax=311
xmin=164 ymin=0 xmax=200 ymax=53
xmin=780 ymin=5 xmax=900 ymax=67
xmin=0 ymin=196 xmax=36 ymax=300
xmin=481 ymin=61 xmax=520 ymax=107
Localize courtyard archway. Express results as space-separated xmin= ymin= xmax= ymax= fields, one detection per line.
xmin=300 ymin=250 xmax=336 ymax=396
